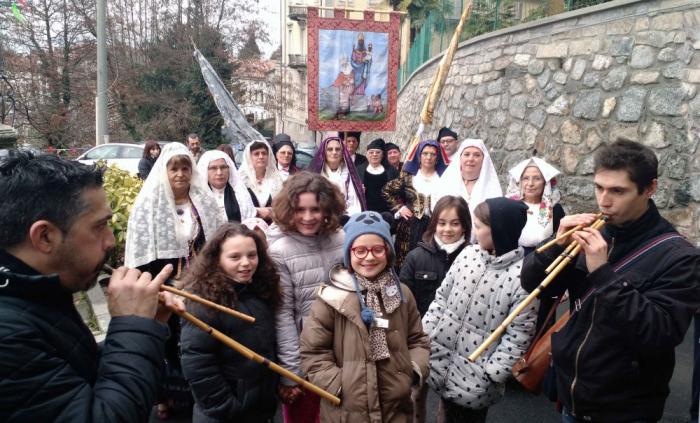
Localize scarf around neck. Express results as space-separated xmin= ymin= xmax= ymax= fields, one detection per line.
xmin=434 ymin=235 xmax=466 ymax=255
xmin=356 ymin=270 xmax=401 ymax=361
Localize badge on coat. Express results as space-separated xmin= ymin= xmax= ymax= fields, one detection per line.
xmin=385 ymin=284 xmax=398 ymax=297
xmin=373 ymin=317 xmax=389 ymax=329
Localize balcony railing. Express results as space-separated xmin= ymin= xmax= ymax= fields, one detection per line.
xmin=289 ymin=5 xmax=307 ymax=21
xmin=288 ymin=54 xmax=307 ymax=69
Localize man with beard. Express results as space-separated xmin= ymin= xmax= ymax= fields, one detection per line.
xmin=0 ymin=152 xmax=183 ymax=422
xmin=187 ymin=133 xmax=205 ymax=163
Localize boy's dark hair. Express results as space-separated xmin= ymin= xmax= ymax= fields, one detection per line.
xmin=0 ymin=152 xmax=104 ymax=248
xmin=423 ymin=195 xmax=471 ymax=243
xmin=179 ymin=223 xmax=280 ymax=311
xmin=594 ymin=139 xmax=658 ymax=193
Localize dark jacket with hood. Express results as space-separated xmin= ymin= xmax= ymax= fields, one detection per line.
xmin=399 ymin=238 xmax=466 ymax=316
xmin=521 ymin=201 xmax=700 ymax=422
xmin=0 ymin=250 xmax=169 ymax=422
xmin=180 ymin=284 xmax=278 ymax=423
xmin=422 ymin=197 xmax=537 ymax=409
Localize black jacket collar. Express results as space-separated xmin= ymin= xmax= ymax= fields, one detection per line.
xmin=601 ymin=200 xmax=675 ymax=264
xmin=0 ymin=249 xmax=73 ymax=302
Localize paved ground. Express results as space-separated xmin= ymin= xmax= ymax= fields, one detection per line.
xmin=152 ymin=322 xmax=696 ymax=423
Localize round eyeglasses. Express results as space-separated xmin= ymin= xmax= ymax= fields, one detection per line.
xmin=351 ymin=245 xmax=387 ymax=259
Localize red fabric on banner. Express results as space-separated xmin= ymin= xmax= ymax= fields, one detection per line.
xmin=307 ymin=7 xmax=400 ymax=132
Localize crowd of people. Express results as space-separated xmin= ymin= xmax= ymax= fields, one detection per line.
xmin=1 ymin=128 xmax=699 ymax=423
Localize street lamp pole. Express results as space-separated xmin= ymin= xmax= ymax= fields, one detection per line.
xmin=96 ymin=0 xmax=108 ymax=145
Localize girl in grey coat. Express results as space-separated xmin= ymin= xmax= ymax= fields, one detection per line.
xmin=267 ymin=172 xmax=347 ymax=422
xmin=422 ymin=198 xmax=539 ymax=422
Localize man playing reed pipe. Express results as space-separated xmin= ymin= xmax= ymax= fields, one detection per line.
xmin=0 ymin=152 xmax=183 ymax=422
xmin=521 ymin=139 xmax=700 ymax=423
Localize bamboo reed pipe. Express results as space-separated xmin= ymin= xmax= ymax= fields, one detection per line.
xmin=102 ymin=264 xmax=255 ymax=323
xmin=467 ymin=217 xmax=607 ymax=362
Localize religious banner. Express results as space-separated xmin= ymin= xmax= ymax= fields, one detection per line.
xmin=307 ymin=8 xmax=400 ymax=131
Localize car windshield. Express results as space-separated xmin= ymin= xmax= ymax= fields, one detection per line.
xmin=121 ymin=146 xmax=144 ymax=158
xmin=84 ymin=145 xmax=122 ymax=160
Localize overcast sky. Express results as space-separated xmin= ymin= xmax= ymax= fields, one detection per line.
xmin=259 ymin=1 xmax=281 ymax=57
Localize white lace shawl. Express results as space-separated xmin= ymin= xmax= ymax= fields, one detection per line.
xmin=124 ymin=143 xmax=226 ymax=268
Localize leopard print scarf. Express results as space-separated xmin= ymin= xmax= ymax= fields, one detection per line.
xmin=356 ymin=270 xmax=401 ymax=361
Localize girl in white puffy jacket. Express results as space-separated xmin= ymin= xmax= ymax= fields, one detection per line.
xmin=422 ymin=197 xmax=539 ymax=422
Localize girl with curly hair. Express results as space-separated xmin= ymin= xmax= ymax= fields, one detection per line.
xmin=267 ymin=171 xmax=346 ymax=423
xmin=179 ymin=223 xmax=281 ymax=423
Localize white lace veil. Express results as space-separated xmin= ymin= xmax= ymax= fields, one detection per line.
xmin=124 ymin=142 xmax=225 ymax=268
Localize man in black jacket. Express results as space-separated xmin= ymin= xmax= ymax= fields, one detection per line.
xmin=521 ymin=139 xmax=700 ymax=422
xmin=0 ymin=152 xmax=183 ymax=422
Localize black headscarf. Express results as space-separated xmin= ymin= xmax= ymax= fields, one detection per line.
xmin=272 ymin=140 xmax=297 ymax=169
xmin=485 ymin=197 xmax=528 ymax=256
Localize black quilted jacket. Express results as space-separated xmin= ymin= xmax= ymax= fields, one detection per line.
xmin=0 ymin=250 xmax=169 ymax=422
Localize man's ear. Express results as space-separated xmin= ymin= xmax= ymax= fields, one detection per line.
xmin=27 ymin=220 xmax=63 ymax=254
xmin=644 ymin=179 xmax=658 ymax=199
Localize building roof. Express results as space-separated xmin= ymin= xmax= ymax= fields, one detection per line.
xmin=234 ymin=59 xmax=276 ymax=80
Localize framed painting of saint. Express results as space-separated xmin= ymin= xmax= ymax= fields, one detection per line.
xmin=307 ymin=8 xmax=400 ymax=131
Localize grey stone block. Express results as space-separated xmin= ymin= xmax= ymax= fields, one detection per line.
xmin=573 ymin=89 xmax=602 ymax=120
xmin=648 ymin=86 xmax=684 ymax=116
xmin=609 ymin=37 xmax=635 ymax=56
xmin=662 ymin=62 xmax=683 ymax=79
xmin=616 ymin=87 xmax=647 ymax=122
xmin=630 ymin=45 xmax=656 ymax=69
xmin=602 ymin=67 xmax=628 ymax=91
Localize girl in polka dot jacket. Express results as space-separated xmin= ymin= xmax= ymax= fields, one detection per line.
xmin=422 ymin=198 xmax=539 ymax=422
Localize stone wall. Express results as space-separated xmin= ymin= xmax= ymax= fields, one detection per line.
xmin=364 ymin=0 xmax=700 ymax=243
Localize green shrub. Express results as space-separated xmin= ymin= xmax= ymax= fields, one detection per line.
xmin=101 ymin=163 xmax=143 ymax=266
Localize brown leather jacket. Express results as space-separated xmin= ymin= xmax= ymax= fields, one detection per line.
xmin=300 ymin=266 xmax=430 ymax=422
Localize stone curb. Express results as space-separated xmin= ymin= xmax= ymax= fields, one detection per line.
xmin=86 ymin=281 xmax=111 ymax=343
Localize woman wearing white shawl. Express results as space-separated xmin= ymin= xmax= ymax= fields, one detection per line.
xmin=505 ymin=157 xmax=565 ymax=253
xmin=124 ymin=142 xmax=225 ymax=417
xmin=239 ymin=141 xmax=284 ymax=221
xmin=125 ymin=142 xmax=225 ymax=271
xmin=432 ymin=139 xmax=503 ymax=240
xmin=197 ymin=150 xmax=256 ymax=222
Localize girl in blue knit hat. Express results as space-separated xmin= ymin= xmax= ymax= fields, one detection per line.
xmin=300 ymin=211 xmax=430 ymax=422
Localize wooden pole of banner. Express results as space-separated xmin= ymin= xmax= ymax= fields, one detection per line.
xmin=405 ymin=1 xmax=473 ymax=157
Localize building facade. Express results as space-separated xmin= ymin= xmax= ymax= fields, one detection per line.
xmin=278 ymin=0 xmax=399 ymax=144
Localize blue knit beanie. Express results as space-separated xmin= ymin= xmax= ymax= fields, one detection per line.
xmin=343 ymin=211 xmax=404 ymax=326
xmin=343 ymin=211 xmax=394 ymax=267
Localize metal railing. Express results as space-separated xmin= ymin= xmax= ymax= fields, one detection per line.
xmin=288 ymin=54 xmax=307 ymax=68
xmin=289 ymin=5 xmax=307 ymax=21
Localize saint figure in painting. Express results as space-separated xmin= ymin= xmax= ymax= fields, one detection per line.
xmin=333 ymin=56 xmax=354 ymax=118
xmin=351 ymin=33 xmax=372 ymax=96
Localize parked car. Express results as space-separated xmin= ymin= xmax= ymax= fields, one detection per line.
xmin=76 ymin=143 xmax=144 ymax=175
